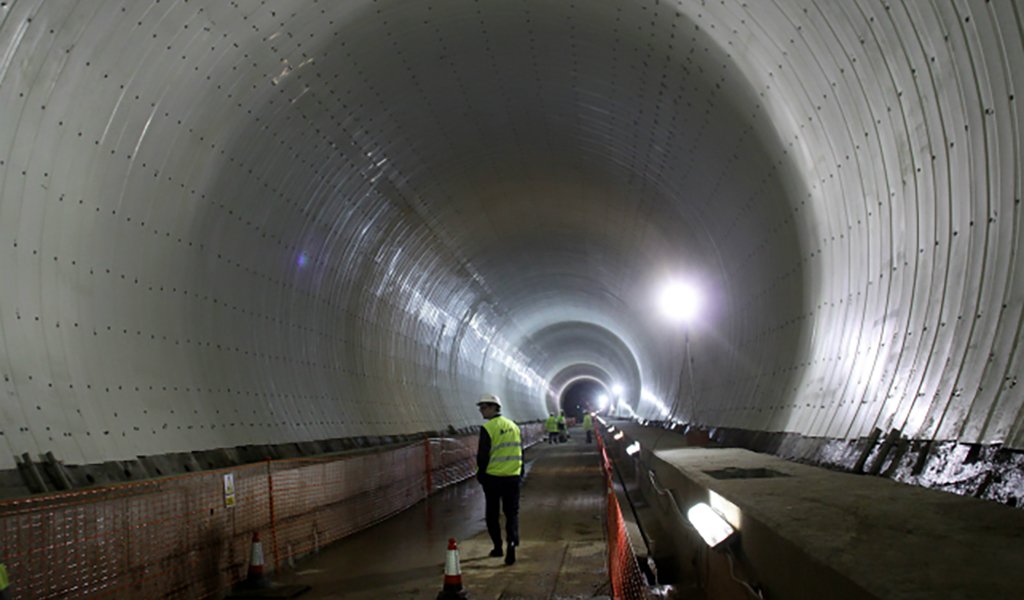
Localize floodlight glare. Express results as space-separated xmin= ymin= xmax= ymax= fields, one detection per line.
xmin=687 ymin=502 xmax=736 ymax=548
xmin=659 ymin=280 xmax=703 ymax=323
xmin=597 ymin=393 xmax=609 ymax=411
xmin=611 ymin=384 xmax=624 ymax=397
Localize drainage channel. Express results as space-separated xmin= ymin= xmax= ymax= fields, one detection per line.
xmin=602 ymin=432 xmax=699 ymax=600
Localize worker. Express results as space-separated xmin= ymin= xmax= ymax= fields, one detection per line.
xmin=583 ymin=412 xmax=594 ymax=443
xmin=476 ymin=394 xmax=523 ymax=565
xmin=557 ymin=410 xmax=568 ymax=443
xmin=545 ymin=412 xmax=559 ymax=443
xmin=0 ymin=563 xmax=9 ymax=600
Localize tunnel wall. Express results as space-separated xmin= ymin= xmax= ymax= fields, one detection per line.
xmin=678 ymin=0 xmax=1024 ymax=450
xmin=0 ymin=0 xmax=1021 ymax=489
xmin=0 ymin=0 xmax=552 ymax=473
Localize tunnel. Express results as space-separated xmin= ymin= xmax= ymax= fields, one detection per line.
xmin=0 ymin=1 xmax=1022 ymax=598
xmin=560 ymin=378 xmax=606 ymax=419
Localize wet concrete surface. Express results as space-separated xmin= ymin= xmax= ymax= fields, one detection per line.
xmin=272 ymin=427 xmax=610 ymax=599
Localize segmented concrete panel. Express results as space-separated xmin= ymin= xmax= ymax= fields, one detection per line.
xmin=0 ymin=1 xmax=1020 ymax=471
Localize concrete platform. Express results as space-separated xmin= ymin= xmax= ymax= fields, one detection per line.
xmin=271 ymin=428 xmax=610 ymax=599
xmin=610 ymin=421 xmax=1024 ymax=600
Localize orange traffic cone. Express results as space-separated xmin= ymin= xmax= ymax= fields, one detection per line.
xmin=242 ymin=531 xmax=271 ymax=589
xmin=227 ymin=532 xmax=312 ymax=599
xmin=436 ymin=537 xmax=468 ymax=599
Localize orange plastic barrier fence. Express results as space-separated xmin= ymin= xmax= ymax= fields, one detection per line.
xmin=0 ymin=425 xmax=542 ymax=599
xmin=597 ymin=430 xmax=650 ymax=600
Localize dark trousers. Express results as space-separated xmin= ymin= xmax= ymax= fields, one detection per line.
xmin=586 ymin=429 xmax=592 ymax=443
xmin=548 ymin=431 xmax=558 ymax=443
xmin=481 ymin=474 xmax=520 ymax=547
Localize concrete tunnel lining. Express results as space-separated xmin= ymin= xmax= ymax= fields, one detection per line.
xmin=533 ymin=321 xmax=644 ymax=412
xmin=0 ymin=0 xmax=1021 ymax=502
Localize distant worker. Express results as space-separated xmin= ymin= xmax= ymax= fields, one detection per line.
xmin=545 ymin=412 xmax=559 ymax=443
xmin=476 ymin=394 xmax=523 ymax=565
xmin=583 ymin=412 xmax=594 ymax=444
xmin=557 ymin=411 xmax=567 ymax=443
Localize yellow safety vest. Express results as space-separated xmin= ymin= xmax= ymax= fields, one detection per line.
xmin=483 ymin=415 xmax=523 ymax=476
xmin=545 ymin=415 xmax=559 ymax=432
xmin=583 ymin=414 xmax=593 ymax=431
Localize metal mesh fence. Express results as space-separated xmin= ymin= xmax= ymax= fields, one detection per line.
xmin=0 ymin=425 xmax=541 ymax=599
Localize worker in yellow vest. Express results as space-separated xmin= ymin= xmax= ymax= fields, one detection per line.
xmin=545 ymin=412 xmax=559 ymax=443
xmin=583 ymin=412 xmax=594 ymax=444
xmin=0 ymin=563 xmax=9 ymax=600
xmin=476 ymin=394 xmax=523 ymax=565
xmin=557 ymin=411 xmax=568 ymax=443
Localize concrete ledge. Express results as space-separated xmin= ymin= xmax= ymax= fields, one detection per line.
xmin=610 ymin=421 xmax=1024 ymax=600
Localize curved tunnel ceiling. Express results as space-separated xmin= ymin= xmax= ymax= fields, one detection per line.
xmin=0 ymin=1 xmax=1021 ymax=471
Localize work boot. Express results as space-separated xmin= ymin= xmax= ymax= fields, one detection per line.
xmin=489 ymin=545 xmax=503 ymax=558
xmin=504 ymin=542 xmax=516 ymax=565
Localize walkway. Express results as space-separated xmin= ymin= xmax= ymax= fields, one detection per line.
xmin=275 ymin=425 xmax=610 ymax=599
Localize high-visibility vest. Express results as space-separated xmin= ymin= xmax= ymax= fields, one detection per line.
xmin=583 ymin=414 xmax=593 ymax=431
xmin=483 ymin=415 xmax=522 ymax=476
xmin=545 ymin=415 xmax=559 ymax=432
xmin=557 ymin=414 xmax=566 ymax=428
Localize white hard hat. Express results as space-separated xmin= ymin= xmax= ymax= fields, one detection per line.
xmin=476 ymin=394 xmax=502 ymax=408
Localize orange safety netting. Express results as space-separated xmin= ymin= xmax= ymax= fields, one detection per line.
xmin=0 ymin=425 xmax=542 ymax=599
xmin=597 ymin=429 xmax=650 ymax=600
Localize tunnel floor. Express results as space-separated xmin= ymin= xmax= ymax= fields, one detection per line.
xmin=269 ymin=426 xmax=610 ymax=599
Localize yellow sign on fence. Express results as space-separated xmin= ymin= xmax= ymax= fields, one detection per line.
xmin=223 ymin=473 xmax=236 ymax=507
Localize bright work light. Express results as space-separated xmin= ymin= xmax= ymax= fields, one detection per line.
xmin=659 ymin=280 xmax=702 ymax=324
xmin=687 ymin=502 xmax=736 ymax=548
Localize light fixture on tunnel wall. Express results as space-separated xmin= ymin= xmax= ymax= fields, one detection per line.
xmin=686 ymin=502 xmax=736 ymax=549
xmin=658 ymin=280 xmax=703 ymax=324
xmin=625 ymin=441 xmax=641 ymax=456
xmin=658 ymin=278 xmax=703 ymax=424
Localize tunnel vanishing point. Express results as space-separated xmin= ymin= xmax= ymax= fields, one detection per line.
xmin=1 ymin=0 xmax=1023 ymax=537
